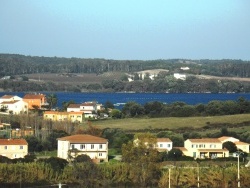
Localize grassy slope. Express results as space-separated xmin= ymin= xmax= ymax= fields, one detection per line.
xmin=91 ymin=114 xmax=250 ymax=132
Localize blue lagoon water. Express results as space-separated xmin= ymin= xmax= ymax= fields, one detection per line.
xmin=1 ymin=92 xmax=250 ymax=108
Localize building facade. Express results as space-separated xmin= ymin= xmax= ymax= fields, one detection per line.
xmin=0 ymin=139 xmax=28 ymax=159
xmin=57 ymin=134 xmax=108 ymax=162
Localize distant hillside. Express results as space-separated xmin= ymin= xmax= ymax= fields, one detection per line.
xmin=1 ymin=53 xmax=250 ymax=78
xmin=1 ymin=54 xmax=250 ymax=93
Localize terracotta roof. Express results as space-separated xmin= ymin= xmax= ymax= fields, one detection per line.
xmin=68 ymin=104 xmax=81 ymax=108
xmin=0 ymin=139 xmax=28 ymax=145
xmin=68 ymin=111 xmax=84 ymax=115
xmin=58 ymin=134 xmax=108 ymax=144
xmin=174 ymin=147 xmax=188 ymax=151
xmin=1 ymin=100 xmax=19 ymax=104
xmin=81 ymin=102 xmax=96 ymax=106
xmin=234 ymin=141 xmax=250 ymax=145
xmin=157 ymin=138 xmax=172 ymax=142
xmin=218 ymin=136 xmax=231 ymax=141
xmin=23 ymin=94 xmax=45 ymax=99
xmin=197 ymin=148 xmax=228 ymax=152
xmin=44 ymin=111 xmax=67 ymax=115
xmin=0 ymin=95 xmax=14 ymax=99
xmin=188 ymin=138 xmax=221 ymax=143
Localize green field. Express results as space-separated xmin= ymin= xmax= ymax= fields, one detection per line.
xmin=91 ymin=114 xmax=250 ymax=132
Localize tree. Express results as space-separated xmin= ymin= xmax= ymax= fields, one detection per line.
xmin=104 ymin=100 xmax=114 ymax=109
xmin=110 ymin=109 xmax=122 ymax=119
xmin=74 ymin=154 xmax=92 ymax=163
xmin=167 ymin=148 xmax=183 ymax=160
xmin=222 ymin=141 xmax=238 ymax=153
xmin=122 ymin=133 xmax=159 ymax=163
xmin=62 ymin=100 xmax=75 ymax=111
xmin=37 ymin=157 xmax=68 ymax=173
xmin=47 ymin=93 xmax=58 ymax=109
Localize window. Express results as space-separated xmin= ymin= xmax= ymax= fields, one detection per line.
xmin=80 ymin=144 xmax=85 ymax=149
xmin=99 ymin=144 xmax=103 ymax=149
xmin=71 ymin=144 xmax=75 ymax=149
xmin=4 ymin=146 xmax=7 ymax=150
xmin=91 ymin=144 xmax=94 ymax=149
xmin=167 ymin=144 xmax=171 ymax=148
xmin=159 ymin=144 xmax=163 ymax=148
xmin=99 ymin=153 xmax=102 ymax=156
xmin=192 ymin=144 xmax=194 ymax=148
xmin=20 ymin=146 xmax=23 ymax=149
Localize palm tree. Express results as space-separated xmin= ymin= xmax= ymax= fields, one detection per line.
xmin=47 ymin=94 xmax=58 ymax=110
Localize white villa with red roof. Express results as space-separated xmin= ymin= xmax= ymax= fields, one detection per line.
xmin=218 ymin=136 xmax=250 ymax=153
xmin=67 ymin=101 xmax=103 ymax=118
xmin=156 ymin=138 xmax=173 ymax=152
xmin=57 ymin=134 xmax=108 ymax=162
xmin=184 ymin=138 xmax=229 ymax=159
xmin=0 ymin=95 xmax=28 ymax=114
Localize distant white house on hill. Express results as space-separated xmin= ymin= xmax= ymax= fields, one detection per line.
xmin=174 ymin=73 xmax=186 ymax=80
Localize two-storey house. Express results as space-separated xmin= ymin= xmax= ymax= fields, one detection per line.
xmin=57 ymin=134 xmax=108 ymax=163
xmin=134 ymin=137 xmax=172 ymax=152
xmin=156 ymin=138 xmax=173 ymax=152
xmin=43 ymin=111 xmax=84 ymax=123
xmin=184 ymin=138 xmax=229 ymax=159
xmin=0 ymin=95 xmax=28 ymax=114
xmin=0 ymin=100 xmax=28 ymax=114
xmin=0 ymin=139 xmax=28 ymax=159
xmin=218 ymin=136 xmax=250 ymax=153
xmin=23 ymin=93 xmax=47 ymax=110
xmin=67 ymin=101 xmax=99 ymax=118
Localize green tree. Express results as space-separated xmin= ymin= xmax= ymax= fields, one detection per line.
xmin=222 ymin=141 xmax=238 ymax=153
xmin=74 ymin=154 xmax=92 ymax=163
xmin=47 ymin=93 xmax=58 ymax=109
xmin=110 ymin=109 xmax=122 ymax=119
xmin=61 ymin=100 xmax=75 ymax=111
xmin=167 ymin=148 xmax=183 ymax=160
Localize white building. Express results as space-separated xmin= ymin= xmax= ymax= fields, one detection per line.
xmin=67 ymin=102 xmax=100 ymax=118
xmin=0 ymin=100 xmax=28 ymax=114
xmin=156 ymin=138 xmax=173 ymax=152
xmin=174 ymin=73 xmax=186 ymax=80
xmin=57 ymin=134 xmax=108 ymax=162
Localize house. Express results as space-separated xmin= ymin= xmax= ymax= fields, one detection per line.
xmin=156 ymin=138 xmax=173 ymax=152
xmin=43 ymin=111 xmax=84 ymax=123
xmin=23 ymin=93 xmax=47 ymax=110
xmin=174 ymin=73 xmax=186 ymax=80
xmin=0 ymin=100 xmax=28 ymax=114
xmin=0 ymin=138 xmax=28 ymax=159
xmin=11 ymin=128 xmax=34 ymax=138
xmin=218 ymin=136 xmax=250 ymax=153
xmin=57 ymin=134 xmax=108 ymax=162
xmin=67 ymin=101 xmax=99 ymax=118
xmin=0 ymin=95 xmax=22 ymax=103
xmin=184 ymin=138 xmax=229 ymax=159
xmin=134 ymin=137 xmax=172 ymax=152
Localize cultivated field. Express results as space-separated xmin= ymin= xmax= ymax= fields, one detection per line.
xmin=25 ymin=72 xmax=123 ymax=85
xmin=91 ymin=114 xmax=250 ymax=133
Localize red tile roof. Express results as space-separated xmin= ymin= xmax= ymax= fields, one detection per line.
xmin=68 ymin=104 xmax=81 ymax=108
xmin=23 ymin=94 xmax=45 ymax=99
xmin=0 ymin=139 xmax=28 ymax=145
xmin=58 ymin=134 xmax=108 ymax=144
xmin=188 ymin=138 xmax=221 ymax=143
xmin=0 ymin=95 xmax=14 ymax=99
xmin=234 ymin=141 xmax=250 ymax=145
xmin=1 ymin=100 xmax=19 ymax=104
xmin=157 ymin=138 xmax=172 ymax=142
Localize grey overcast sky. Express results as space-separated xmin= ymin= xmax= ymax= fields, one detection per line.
xmin=0 ymin=0 xmax=250 ymax=60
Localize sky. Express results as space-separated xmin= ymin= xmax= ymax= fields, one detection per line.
xmin=1 ymin=0 xmax=250 ymax=60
